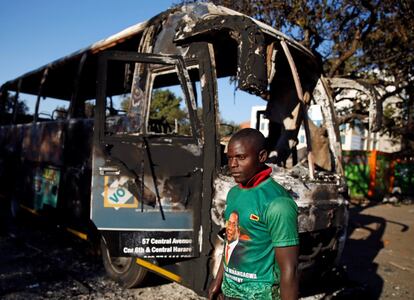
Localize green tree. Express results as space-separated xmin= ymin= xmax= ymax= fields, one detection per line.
xmin=120 ymin=95 xmax=131 ymax=112
xmin=3 ymin=91 xmax=28 ymax=115
xmin=120 ymin=89 xmax=190 ymax=134
xmin=149 ymin=89 xmax=186 ymax=124
xmin=218 ymin=114 xmax=240 ymax=138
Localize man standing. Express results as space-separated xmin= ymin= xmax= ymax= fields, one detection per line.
xmin=209 ymin=128 xmax=299 ymax=300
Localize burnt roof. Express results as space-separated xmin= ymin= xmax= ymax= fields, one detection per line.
xmin=1 ymin=3 xmax=318 ymax=100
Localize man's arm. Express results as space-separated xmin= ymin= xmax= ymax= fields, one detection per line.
xmin=275 ymin=245 xmax=299 ymax=300
xmin=208 ymin=261 xmax=224 ymax=300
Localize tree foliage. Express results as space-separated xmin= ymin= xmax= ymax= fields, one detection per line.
xmin=182 ymin=0 xmax=414 ymax=148
xmin=149 ymin=89 xmax=187 ymax=124
xmin=120 ymin=89 xmax=186 ymax=123
xmin=218 ymin=117 xmax=240 ymax=138
xmin=120 ymin=89 xmax=191 ymax=134
xmin=3 ymin=91 xmax=28 ymax=115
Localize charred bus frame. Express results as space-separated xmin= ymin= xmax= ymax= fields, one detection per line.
xmin=0 ymin=3 xmax=348 ymax=296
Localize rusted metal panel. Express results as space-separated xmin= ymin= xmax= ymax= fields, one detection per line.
xmin=175 ymin=14 xmax=268 ymax=96
xmin=280 ymin=40 xmax=315 ymax=178
xmin=0 ymin=118 xmax=93 ymax=218
xmin=328 ymin=77 xmax=382 ymax=132
xmin=313 ymin=77 xmax=345 ymax=174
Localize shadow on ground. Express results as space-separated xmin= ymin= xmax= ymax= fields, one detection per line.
xmin=300 ymin=201 xmax=410 ymax=299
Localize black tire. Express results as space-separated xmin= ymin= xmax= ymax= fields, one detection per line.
xmin=100 ymin=238 xmax=147 ymax=288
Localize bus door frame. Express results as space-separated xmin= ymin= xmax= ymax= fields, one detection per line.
xmin=92 ymin=50 xmax=204 ymax=261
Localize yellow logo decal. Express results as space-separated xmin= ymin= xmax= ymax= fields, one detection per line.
xmin=103 ymin=176 xmax=139 ymax=209
xmin=250 ymin=214 xmax=259 ymax=221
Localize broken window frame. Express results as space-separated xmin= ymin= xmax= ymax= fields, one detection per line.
xmin=146 ymin=64 xmax=199 ymax=137
xmin=96 ymin=51 xmax=201 ymax=144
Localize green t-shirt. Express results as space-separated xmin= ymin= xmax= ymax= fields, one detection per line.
xmin=221 ymin=178 xmax=299 ymax=300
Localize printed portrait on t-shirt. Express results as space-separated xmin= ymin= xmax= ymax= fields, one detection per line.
xmin=225 ymin=211 xmax=240 ymax=265
xmin=224 ymin=211 xmax=251 ymax=266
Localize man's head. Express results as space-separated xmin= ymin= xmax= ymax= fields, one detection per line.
xmin=226 ymin=211 xmax=240 ymax=242
xmin=227 ymin=128 xmax=267 ymax=185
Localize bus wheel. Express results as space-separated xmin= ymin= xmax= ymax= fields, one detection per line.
xmin=100 ymin=238 xmax=147 ymax=288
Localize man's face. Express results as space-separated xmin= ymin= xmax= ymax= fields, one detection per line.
xmin=227 ymin=139 xmax=265 ymax=185
xmin=226 ymin=212 xmax=239 ymax=242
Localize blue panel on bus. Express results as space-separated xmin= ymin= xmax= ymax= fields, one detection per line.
xmin=91 ymin=173 xmax=193 ymax=231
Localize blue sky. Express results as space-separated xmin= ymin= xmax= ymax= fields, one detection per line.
xmin=0 ymin=0 xmax=264 ymax=124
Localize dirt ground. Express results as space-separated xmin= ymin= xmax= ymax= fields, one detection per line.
xmin=339 ymin=201 xmax=414 ymax=299
xmin=0 ymin=201 xmax=413 ymax=299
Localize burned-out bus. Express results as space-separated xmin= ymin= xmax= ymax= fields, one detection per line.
xmin=0 ymin=3 xmax=348 ymax=296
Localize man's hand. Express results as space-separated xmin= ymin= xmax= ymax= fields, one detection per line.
xmin=208 ymin=262 xmax=224 ymax=300
xmin=275 ymin=246 xmax=299 ymax=300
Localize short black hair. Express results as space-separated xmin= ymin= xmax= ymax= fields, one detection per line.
xmin=229 ymin=128 xmax=266 ymax=153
